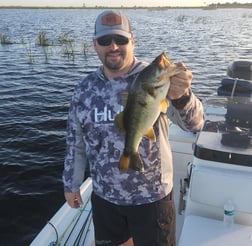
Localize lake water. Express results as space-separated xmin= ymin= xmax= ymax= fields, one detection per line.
xmin=0 ymin=8 xmax=251 ymax=245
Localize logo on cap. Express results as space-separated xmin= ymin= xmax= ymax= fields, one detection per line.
xmin=102 ymin=13 xmax=122 ymax=26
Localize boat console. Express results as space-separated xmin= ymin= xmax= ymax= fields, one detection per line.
xmin=195 ymin=96 xmax=252 ymax=167
xmin=198 ymin=61 xmax=252 ymax=167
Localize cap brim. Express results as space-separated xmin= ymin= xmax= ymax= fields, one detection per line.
xmin=94 ymin=29 xmax=132 ymax=39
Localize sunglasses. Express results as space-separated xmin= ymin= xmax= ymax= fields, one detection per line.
xmin=97 ymin=35 xmax=129 ymax=46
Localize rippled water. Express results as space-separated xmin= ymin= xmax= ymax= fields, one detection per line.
xmin=0 ymin=8 xmax=251 ymax=245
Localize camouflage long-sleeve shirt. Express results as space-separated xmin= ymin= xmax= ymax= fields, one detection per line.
xmin=62 ymin=58 xmax=204 ymax=205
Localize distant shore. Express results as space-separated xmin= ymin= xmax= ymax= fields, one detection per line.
xmin=0 ymin=3 xmax=252 ymax=10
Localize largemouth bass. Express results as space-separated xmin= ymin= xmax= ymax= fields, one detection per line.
xmin=115 ymin=52 xmax=185 ymax=171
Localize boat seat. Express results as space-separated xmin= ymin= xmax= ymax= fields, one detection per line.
xmin=184 ymin=165 xmax=252 ymax=226
xmin=217 ymin=77 xmax=252 ymax=97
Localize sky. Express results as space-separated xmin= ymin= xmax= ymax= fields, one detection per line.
xmin=0 ymin=0 xmax=251 ymax=7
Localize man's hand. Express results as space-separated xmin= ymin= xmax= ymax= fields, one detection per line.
xmin=168 ymin=62 xmax=193 ymax=100
xmin=64 ymin=191 xmax=83 ymax=208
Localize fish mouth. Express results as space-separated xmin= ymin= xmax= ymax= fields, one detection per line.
xmin=154 ymin=52 xmax=172 ymax=69
xmin=153 ymin=79 xmax=169 ymax=89
xmin=142 ymin=77 xmax=168 ymax=89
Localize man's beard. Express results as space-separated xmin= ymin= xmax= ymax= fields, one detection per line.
xmin=104 ymin=52 xmax=124 ymax=70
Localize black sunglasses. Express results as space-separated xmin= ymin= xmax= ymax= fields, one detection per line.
xmin=97 ymin=35 xmax=129 ymax=46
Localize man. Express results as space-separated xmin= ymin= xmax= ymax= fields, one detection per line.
xmin=63 ymin=10 xmax=204 ymax=246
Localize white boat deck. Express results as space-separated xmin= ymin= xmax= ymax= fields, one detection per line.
xmin=31 ymin=95 xmax=252 ymax=245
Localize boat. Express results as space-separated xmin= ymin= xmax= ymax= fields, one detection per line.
xmin=31 ymin=60 xmax=252 ymax=246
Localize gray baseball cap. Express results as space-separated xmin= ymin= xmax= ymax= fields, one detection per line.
xmin=94 ymin=10 xmax=132 ymax=39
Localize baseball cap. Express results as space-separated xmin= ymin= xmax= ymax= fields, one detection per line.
xmin=94 ymin=10 xmax=132 ymax=39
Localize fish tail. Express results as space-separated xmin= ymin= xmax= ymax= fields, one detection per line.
xmin=118 ymin=152 xmax=144 ymax=172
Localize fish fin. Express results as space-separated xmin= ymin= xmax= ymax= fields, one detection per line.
xmin=129 ymin=153 xmax=144 ymax=172
xmin=118 ymin=154 xmax=130 ymax=171
xmin=114 ymin=112 xmax=125 ymax=132
xmin=160 ymin=99 xmax=169 ymax=113
xmin=144 ymin=128 xmax=156 ymax=142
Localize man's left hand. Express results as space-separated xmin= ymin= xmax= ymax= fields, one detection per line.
xmin=168 ymin=62 xmax=193 ymax=100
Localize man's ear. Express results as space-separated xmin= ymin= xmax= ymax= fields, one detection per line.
xmin=130 ymin=36 xmax=135 ymax=45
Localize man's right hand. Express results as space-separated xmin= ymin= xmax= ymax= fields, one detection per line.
xmin=64 ymin=191 xmax=83 ymax=208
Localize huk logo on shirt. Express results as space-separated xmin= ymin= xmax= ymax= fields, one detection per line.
xmin=94 ymin=106 xmax=124 ymax=123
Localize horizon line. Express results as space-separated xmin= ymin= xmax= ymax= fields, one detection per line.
xmin=0 ymin=2 xmax=251 ymax=8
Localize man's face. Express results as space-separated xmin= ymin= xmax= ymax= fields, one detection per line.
xmin=94 ymin=34 xmax=135 ymax=74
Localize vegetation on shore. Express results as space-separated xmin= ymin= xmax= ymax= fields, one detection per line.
xmin=204 ymin=2 xmax=252 ymax=9
xmin=0 ymin=2 xmax=252 ymax=9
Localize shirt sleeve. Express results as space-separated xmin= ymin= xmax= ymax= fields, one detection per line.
xmin=167 ymin=90 xmax=204 ymax=132
xmin=62 ymin=88 xmax=87 ymax=193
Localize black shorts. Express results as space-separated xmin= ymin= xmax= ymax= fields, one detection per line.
xmin=91 ymin=191 xmax=176 ymax=246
